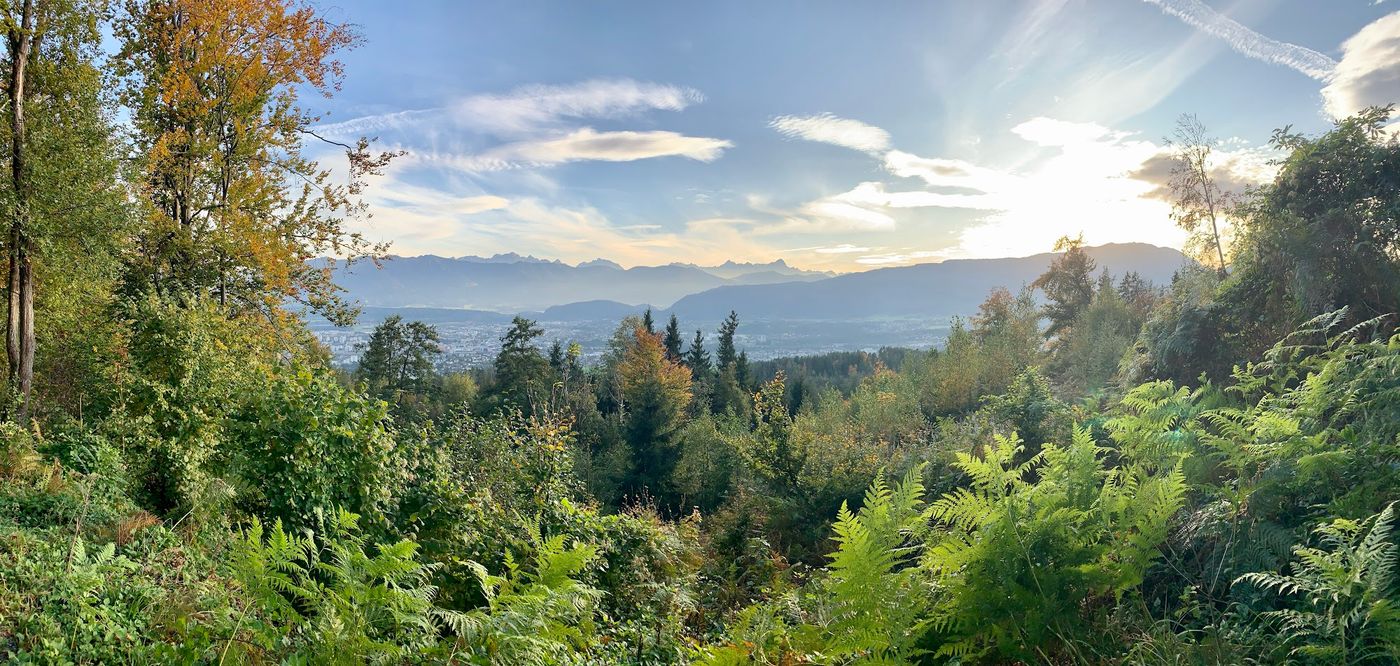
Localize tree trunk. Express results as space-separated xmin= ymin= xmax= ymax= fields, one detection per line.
xmin=6 ymin=226 xmax=18 ymax=376
xmin=7 ymin=0 xmax=36 ymax=423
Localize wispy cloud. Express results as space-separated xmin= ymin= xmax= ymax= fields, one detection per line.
xmin=311 ymin=77 xmax=731 ymax=188
xmin=855 ymin=250 xmax=950 ymax=265
xmin=316 ymin=79 xmax=705 ymax=140
xmin=882 ymin=151 xmax=1019 ymax=193
xmin=832 ymin=181 xmax=1001 ymax=211
xmin=769 ymin=113 xmax=892 ymax=154
xmin=771 ymin=115 xmax=1278 ymax=260
xmin=415 ymin=128 xmax=732 ymax=171
xmin=453 ymin=79 xmax=705 ymax=135
xmin=811 ymin=243 xmax=872 ymax=254
xmin=1142 ymin=0 xmax=1336 ymax=79
xmin=1322 ymin=12 xmax=1400 ymax=118
xmin=314 ymin=109 xmax=439 ymax=139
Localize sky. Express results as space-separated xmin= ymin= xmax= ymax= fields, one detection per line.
xmin=308 ymin=0 xmax=1400 ymax=271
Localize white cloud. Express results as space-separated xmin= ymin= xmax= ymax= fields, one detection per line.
xmin=833 ymin=181 xmax=1001 ymax=210
xmin=313 ymin=109 xmax=438 ymax=139
xmin=811 ymin=244 xmax=872 ymax=254
xmin=882 ymin=151 xmax=1019 ymax=193
xmin=1011 ymin=117 xmax=1124 ymax=146
xmin=317 ymin=79 xmax=704 ymax=140
xmin=1142 ymin=0 xmax=1337 ymax=79
xmin=1323 ymin=12 xmax=1400 ymax=118
xmin=796 ymin=200 xmax=896 ymax=231
xmin=454 ymin=79 xmax=704 ymax=135
xmin=460 ymin=194 xmax=511 ymax=214
xmin=855 ymin=250 xmax=949 ymax=265
xmin=770 ymin=113 xmax=892 ymax=153
xmin=422 ymin=128 xmax=732 ymax=171
xmin=778 ymin=117 xmax=1279 ymax=261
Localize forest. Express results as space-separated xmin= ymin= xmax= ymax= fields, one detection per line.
xmin=2 ymin=0 xmax=1400 ymax=664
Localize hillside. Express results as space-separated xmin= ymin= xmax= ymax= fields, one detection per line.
xmin=329 ymin=255 xmax=831 ymax=311
xmin=668 ymin=243 xmax=1189 ymax=320
xmin=332 ymin=244 xmax=1188 ymax=318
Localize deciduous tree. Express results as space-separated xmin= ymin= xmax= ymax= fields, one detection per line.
xmin=114 ymin=0 xmax=398 ymax=325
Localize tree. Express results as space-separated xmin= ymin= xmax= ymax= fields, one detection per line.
xmin=617 ymin=326 xmax=693 ymax=503
xmin=1168 ymin=114 xmax=1233 ymax=275
xmin=491 ymin=316 xmax=551 ymax=414
xmin=1032 ymin=235 xmax=1096 ymax=338
xmin=662 ymin=314 xmax=683 ymax=362
xmin=355 ymin=315 xmax=441 ymax=401
xmin=970 ymin=286 xmax=1042 ymax=392
xmin=716 ymin=311 xmax=741 ymax=370
xmin=730 ymin=372 xmax=803 ymax=497
xmin=229 ymin=366 xmax=398 ymax=534
xmin=642 ymin=307 xmax=655 ymax=335
xmin=684 ymin=329 xmax=711 ymax=378
xmin=1049 ymin=280 xmax=1138 ymax=395
xmin=114 ymin=0 xmax=398 ymax=325
xmin=1225 ymin=106 xmax=1400 ymax=342
xmin=2 ymin=0 xmax=114 ymax=421
xmin=1116 ymin=271 xmax=1159 ymax=326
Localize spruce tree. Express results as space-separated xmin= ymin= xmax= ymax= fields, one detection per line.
xmin=663 ymin=314 xmax=684 ymax=362
xmin=685 ymin=330 xmax=712 ymax=379
xmin=717 ymin=311 xmax=740 ymax=369
xmin=492 ymin=316 xmax=551 ymax=413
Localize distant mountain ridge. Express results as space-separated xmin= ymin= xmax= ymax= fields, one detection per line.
xmin=329 ymin=254 xmax=833 ymax=311
xmin=667 ymin=243 xmax=1189 ymax=320
xmin=329 ymin=243 xmax=1189 ymax=319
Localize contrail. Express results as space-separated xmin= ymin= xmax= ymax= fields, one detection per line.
xmin=1143 ymin=0 xmax=1337 ymax=79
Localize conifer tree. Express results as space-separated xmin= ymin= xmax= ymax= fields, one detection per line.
xmin=492 ymin=316 xmax=551 ymax=413
xmin=663 ymin=314 xmax=683 ymax=362
xmin=685 ymin=330 xmax=711 ymax=379
xmin=717 ymin=311 xmax=740 ymax=369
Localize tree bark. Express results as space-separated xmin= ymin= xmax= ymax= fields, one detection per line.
xmin=7 ymin=0 xmax=36 ymax=423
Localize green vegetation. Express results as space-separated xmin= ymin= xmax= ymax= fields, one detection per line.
xmin=0 ymin=1 xmax=1398 ymax=663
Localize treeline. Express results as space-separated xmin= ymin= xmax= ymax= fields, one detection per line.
xmin=2 ymin=1 xmax=1400 ymax=663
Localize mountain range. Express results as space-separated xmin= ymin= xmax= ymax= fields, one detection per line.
xmin=330 ymin=243 xmax=1190 ymax=322
xmin=330 ymin=255 xmax=831 ymax=312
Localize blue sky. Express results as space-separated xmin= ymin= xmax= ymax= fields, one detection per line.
xmin=310 ymin=0 xmax=1399 ymax=271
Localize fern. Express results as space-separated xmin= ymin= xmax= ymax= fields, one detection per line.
xmin=923 ymin=427 xmax=1185 ymax=661
xmin=228 ymin=509 xmax=448 ymax=663
xmin=445 ymin=528 xmax=603 ymax=664
xmin=816 ymin=464 xmax=932 ymax=664
xmin=1235 ymin=502 xmax=1400 ymax=664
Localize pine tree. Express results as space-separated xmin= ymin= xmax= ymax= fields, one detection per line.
xmin=663 ymin=314 xmax=683 ymax=362
xmin=548 ymin=339 xmax=565 ymax=373
xmin=684 ymin=330 xmax=712 ymax=379
xmin=492 ymin=317 xmax=551 ymax=413
xmin=617 ymin=327 xmax=693 ymax=503
xmin=717 ymin=311 xmax=740 ymax=369
xmin=642 ymin=308 xmax=655 ymax=335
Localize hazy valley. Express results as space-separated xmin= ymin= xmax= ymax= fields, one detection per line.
xmin=313 ymin=242 xmax=1189 ymax=368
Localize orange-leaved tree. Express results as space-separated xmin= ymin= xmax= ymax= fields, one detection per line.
xmin=114 ymin=0 xmax=398 ymax=326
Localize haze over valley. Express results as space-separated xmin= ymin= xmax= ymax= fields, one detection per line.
xmin=314 ymin=242 xmax=1189 ymax=367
